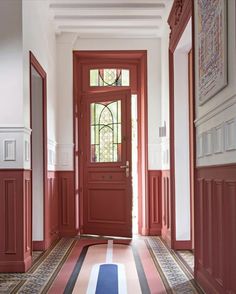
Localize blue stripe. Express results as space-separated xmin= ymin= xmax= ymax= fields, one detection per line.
xmin=95 ymin=264 xmax=118 ymax=294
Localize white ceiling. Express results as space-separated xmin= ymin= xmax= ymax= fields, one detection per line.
xmin=48 ymin=0 xmax=173 ymax=38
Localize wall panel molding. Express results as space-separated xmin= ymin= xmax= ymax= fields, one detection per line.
xmin=148 ymin=170 xmax=162 ymax=235
xmin=0 ymin=127 xmax=31 ymax=169
xmin=4 ymin=179 xmax=17 ymax=254
xmin=195 ymin=164 xmax=236 ymax=293
xmin=196 ymin=115 xmax=236 ymax=166
xmin=48 ymin=139 xmax=57 ymax=171
xmin=45 ymin=171 xmax=59 ymax=249
xmin=3 ymin=140 xmax=16 ymax=161
xmin=56 ymin=144 xmax=74 ymax=171
xmin=58 ymin=171 xmax=78 ymax=236
xmin=0 ymin=169 xmax=32 ymax=272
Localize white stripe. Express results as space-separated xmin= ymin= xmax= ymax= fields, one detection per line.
xmin=106 ymin=240 xmax=113 ymax=263
xmin=118 ymin=264 xmax=127 ymax=294
xmin=86 ymin=264 xmax=100 ymax=294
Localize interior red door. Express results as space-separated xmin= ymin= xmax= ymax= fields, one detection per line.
xmin=82 ymin=89 xmax=132 ymax=237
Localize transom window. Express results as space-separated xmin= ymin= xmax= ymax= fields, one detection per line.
xmin=90 ymin=69 xmax=130 ymax=87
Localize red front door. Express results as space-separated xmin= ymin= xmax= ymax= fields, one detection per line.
xmin=82 ymin=89 xmax=132 ymax=237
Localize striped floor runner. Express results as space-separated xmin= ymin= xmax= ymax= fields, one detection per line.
xmin=0 ymin=237 xmax=203 ymax=294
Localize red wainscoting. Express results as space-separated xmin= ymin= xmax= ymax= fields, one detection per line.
xmin=195 ymin=164 xmax=236 ymax=294
xmin=46 ymin=171 xmax=59 ymax=247
xmin=161 ymin=170 xmax=171 ymax=247
xmin=58 ymin=171 xmax=78 ymax=236
xmin=148 ymin=171 xmax=162 ymax=235
xmin=0 ymin=170 xmax=32 ymax=272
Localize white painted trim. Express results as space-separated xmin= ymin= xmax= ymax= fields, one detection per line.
xmin=0 ymin=126 xmax=32 ymax=134
xmin=3 ymin=140 xmax=16 ymax=161
xmin=0 ymin=126 xmax=31 ymax=169
xmin=194 ymin=94 xmax=236 ymax=127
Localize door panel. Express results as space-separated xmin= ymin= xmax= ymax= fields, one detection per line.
xmin=82 ymin=90 xmax=132 ymax=237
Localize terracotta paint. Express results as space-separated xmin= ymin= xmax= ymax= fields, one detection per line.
xmin=148 ymin=170 xmax=162 ymax=236
xmin=81 ymin=90 xmax=132 ymax=237
xmin=0 ymin=170 xmax=32 ymax=272
xmin=73 ymin=51 xmax=149 ymax=236
xmin=58 ymin=171 xmax=77 ymax=236
xmin=195 ymin=164 xmax=236 ymax=294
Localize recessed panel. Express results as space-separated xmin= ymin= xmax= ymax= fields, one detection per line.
xmin=88 ymin=189 xmax=126 ymax=223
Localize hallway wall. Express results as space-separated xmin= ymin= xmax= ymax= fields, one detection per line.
xmin=160 ymin=21 xmax=170 ymax=171
xmin=195 ymin=0 xmax=236 ymax=167
xmin=194 ymin=1 xmax=236 ymax=293
xmin=0 ymin=1 xmax=60 ymax=269
xmin=23 ymin=0 xmax=58 ymax=170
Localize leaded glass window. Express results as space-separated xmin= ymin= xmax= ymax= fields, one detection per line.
xmin=90 ymin=100 xmax=122 ymax=163
xmin=90 ymin=69 xmax=130 ymax=87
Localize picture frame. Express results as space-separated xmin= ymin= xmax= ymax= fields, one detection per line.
xmin=195 ymin=0 xmax=228 ymax=105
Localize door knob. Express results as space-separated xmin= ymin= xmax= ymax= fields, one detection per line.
xmin=120 ymin=161 xmax=129 ymax=177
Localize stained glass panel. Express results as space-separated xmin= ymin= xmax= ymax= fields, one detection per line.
xmin=90 ymin=100 xmax=122 ymax=162
xmin=90 ymin=69 xmax=130 ymax=87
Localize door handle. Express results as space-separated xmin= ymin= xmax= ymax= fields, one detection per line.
xmin=120 ymin=161 xmax=129 ymax=177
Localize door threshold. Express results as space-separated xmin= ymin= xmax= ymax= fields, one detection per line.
xmin=79 ymin=234 xmax=132 ymax=240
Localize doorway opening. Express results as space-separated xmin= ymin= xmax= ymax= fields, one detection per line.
xmin=30 ymin=52 xmax=47 ymax=251
xmin=172 ymin=18 xmax=195 ymax=272
xmin=173 ymin=18 xmax=194 ymax=251
xmin=73 ymin=51 xmax=148 ymax=238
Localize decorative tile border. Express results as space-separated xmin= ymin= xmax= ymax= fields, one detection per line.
xmin=146 ymin=237 xmax=203 ymax=294
xmin=0 ymin=238 xmax=76 ymax=293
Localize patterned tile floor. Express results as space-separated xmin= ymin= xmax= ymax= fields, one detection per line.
xmin=32 ymin=251 xmax=43 ymax=264
xmin=147 ymin=237 xmax=203 ymax=294
xmin=0 ymin=238 xmax=76 ymax=294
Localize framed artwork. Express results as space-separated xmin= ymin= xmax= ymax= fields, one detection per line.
xmin=195 ymin=0 xmax=228 ymax=105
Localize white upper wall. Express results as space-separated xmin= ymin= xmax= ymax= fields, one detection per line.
xmin=23 ymin=0 xmax=57 ymax=143
xmin=195 ymin=0 xmax=236 ymax=166
xmin=160 ymin=22 xmax=170 ymax=170
xmin=56 ymin=36 xmax=162 ymax=170
xmin=0 ymin=0 xmax=23 ymax=126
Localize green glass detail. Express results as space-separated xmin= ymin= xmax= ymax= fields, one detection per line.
xmin=90 ymin=100 xmax=122 ymax=162
xmin=89 ymin=69 xmax=130 ymax=87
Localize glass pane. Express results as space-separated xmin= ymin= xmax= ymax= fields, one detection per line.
xmin=89 ymin=69 xmax=130 ymax=87
xmin=121 ymin=69 xmax=130 ymax=86
xmin=90 ymin=69 xmax=99 ymax=86
xmin=90 ymin=100 xmax=122 ymax=162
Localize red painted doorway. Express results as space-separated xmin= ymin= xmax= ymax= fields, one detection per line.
xmin=73 ymin=51 xmax=148 ymax=237
xmin=82 ymin=90 xmax=132 ymax=237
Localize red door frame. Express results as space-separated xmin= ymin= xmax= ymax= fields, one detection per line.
xmin=29 ymin=52 xmax=48 ymax=250
xmin=73 ymin=50 xmax=148 ymax=235
xmin=168 ymin=0 xmax=195 ymax=249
